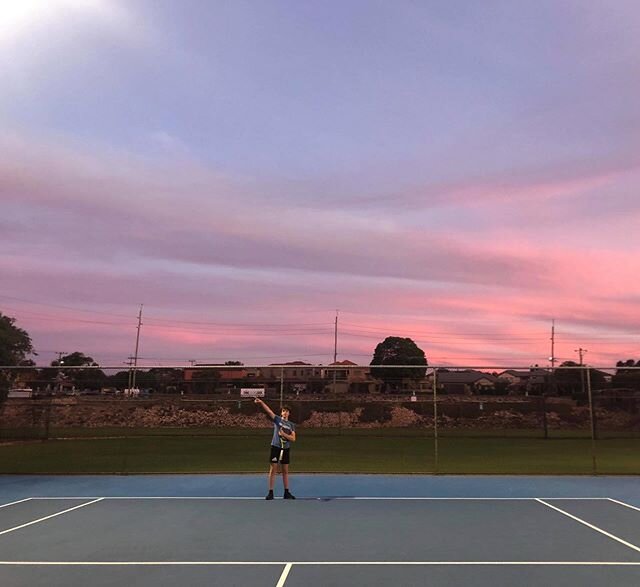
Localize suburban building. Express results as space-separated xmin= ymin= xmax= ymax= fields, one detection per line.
xmin=429 ymin=370 xmax=497 ymax=395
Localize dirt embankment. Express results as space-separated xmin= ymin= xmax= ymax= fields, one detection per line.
xmin=1 ymin=397 xmax=638 ymax=431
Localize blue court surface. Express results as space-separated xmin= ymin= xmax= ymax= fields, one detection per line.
xmin=1 ymin=475 xmax=639 ymax=586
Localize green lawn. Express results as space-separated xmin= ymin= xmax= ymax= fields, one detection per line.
xmin=3 ymin=426 xmax=638 ymax=439
xmin=1 ymin=431 xmax=638 ymax=474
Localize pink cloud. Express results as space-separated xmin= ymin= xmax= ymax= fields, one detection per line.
xmin=2 ymin=133 xmax=639 ymax=368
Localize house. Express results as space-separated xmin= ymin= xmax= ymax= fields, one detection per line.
xmin=497 ymin=370 xmax=532 ymax=393
xmin=323 ymin=360 xmax=380 ymax=393
xmin=498 ymin=370 xmax=531 ymax=385
xmin=261 ymin=362 xmax=323 ymax=380
xmin=184 ymin=363 xmax=255 ymax=393
xmin=184 ymin=364 xmax=246 ymax=382
xmin=430 ymin=370 xmax=497 ymax=395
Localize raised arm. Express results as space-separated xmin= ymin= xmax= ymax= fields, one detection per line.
xmin=254 ymin=398 xmax=276 ymax=420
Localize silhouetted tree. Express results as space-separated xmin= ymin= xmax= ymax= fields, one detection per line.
xmin=0 ymin=312 xmax=36 ymax=399
xmin=370 ymin=337 xmax=427 ymax=392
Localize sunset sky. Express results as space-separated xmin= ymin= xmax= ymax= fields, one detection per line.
xmin=1 ymin=0 xmax=639 ymax=368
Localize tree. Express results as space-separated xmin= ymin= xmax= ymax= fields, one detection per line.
xmin=554 ymin=361 xmax=583 ymax=395
xmin=51 ymin=352 xmax=106 ymax=390
xmin=612 ymin=359 xmax=640 ymax=391
xmin=0 ymin=312 xmax=35 ymax=366
xmin=0 ymin=312 xmax=36 ymax=399
xmin=555 ymin=361 xmax=606 ymax=396
xmin=147 ymin=368 xmax=184 ymax=393
xmin=370 ymin=337 xmax=427 ymax=391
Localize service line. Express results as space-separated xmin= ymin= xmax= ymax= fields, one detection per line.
xmin=0 ymin=498 xmax=104 ymax=537
xmin=536 ymin=499 xmax=640 ymax=554
xmin=607 ymin=498 xmax=640 ymax=513
xmin=0 ymin=498 xmax=32 ymax=509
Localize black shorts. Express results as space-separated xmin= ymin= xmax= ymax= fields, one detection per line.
xmin=270 ymin=445 xmax=290 ymax=465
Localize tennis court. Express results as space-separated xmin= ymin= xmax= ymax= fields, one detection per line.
xmin=1 ymin=475 xmax=639 ymax=586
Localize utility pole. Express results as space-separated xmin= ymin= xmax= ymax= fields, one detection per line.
xmin=575 ymin=347 xmax=588 ymax=397
xmin=131 ymin=305 xmax=143 ymax=390
xmin=126 ymin=356 xmax=135 ymax=390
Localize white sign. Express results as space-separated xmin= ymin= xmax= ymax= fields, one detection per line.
xmin=8 ymin=388 xmax=33 ymax=398
xmin=241 ymin=388 xmax=265 ymax=397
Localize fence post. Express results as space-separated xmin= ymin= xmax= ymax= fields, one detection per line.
xmin=433 ymin=369 xmax=439 ymax=474
xmin=586 ymin=367 xmax=597 ymax=474
xmin=43 ymin=395 xmax=52 ymax=441
xmin=541 ymin=395 xmax=548 ymax=439
xmin=279 ymin=367 xmax=284 ymax=410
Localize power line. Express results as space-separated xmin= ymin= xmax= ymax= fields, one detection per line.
xmin=5 ymin=300 xmax=639 ymax=338
xmin=0 ymin=294 xmax=134 ymax=319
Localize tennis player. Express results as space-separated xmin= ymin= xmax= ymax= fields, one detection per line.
xmin=254 ymin=398 xmax=296 ymax=500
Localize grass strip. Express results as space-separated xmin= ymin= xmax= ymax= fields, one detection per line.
xmin=0 ymin=434 xmax=638 ymax=474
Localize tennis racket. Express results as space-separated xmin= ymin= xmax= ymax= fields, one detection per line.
xmin=278 ymin=426 xmax=290 ymax=462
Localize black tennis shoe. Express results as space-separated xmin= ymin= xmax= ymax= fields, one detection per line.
xmin=265 ymin=491 xmax=274 ymax=500
xmin=283 ymin=490 xmax=296 ymax=500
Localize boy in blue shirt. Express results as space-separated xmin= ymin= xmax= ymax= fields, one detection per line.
xmin=255 ymin=398 xmax=296 ymax=500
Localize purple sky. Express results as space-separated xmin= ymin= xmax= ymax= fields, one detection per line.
xmin=1 ymin=0 xmax=639 ymax=368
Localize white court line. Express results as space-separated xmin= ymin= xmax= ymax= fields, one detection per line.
xmin=26 ymin=496 xmax=611 ymax=501
xmin=275 ymin=563 xmax=292 ymax=586
xmin=0 ymin=498 xmax=32 ymax=509
xmin=0 ymin=498 xmax=103 ymax=537
xmin=0 ymin=561 xmax=639 ymax=566
xmin=536 ymin=499 xmax=640 ymax=554
xmin=608 ymin=498 xmax=640 ymax=513
xmin=329 ymin=497 xmax=609 ymax=501
xmin=29 ymin=497 xmax=263 ymax=500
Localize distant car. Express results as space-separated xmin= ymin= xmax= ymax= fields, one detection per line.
xmin=80 ymin=389 xmax=100 ymax=396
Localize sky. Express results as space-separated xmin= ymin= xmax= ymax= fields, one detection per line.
xmin=1 ymin=0 xmax=639 ymax=369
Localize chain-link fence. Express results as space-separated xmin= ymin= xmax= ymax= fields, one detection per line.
xmin=1 ymin=364 xmax=639 ymax=474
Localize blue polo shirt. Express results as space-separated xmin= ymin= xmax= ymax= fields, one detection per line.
xmin=271 ymin=415 xmax=295 ymax=449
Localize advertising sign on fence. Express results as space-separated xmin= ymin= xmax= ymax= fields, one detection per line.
xmin=240 ymin=388 xmax=265 ymax=398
